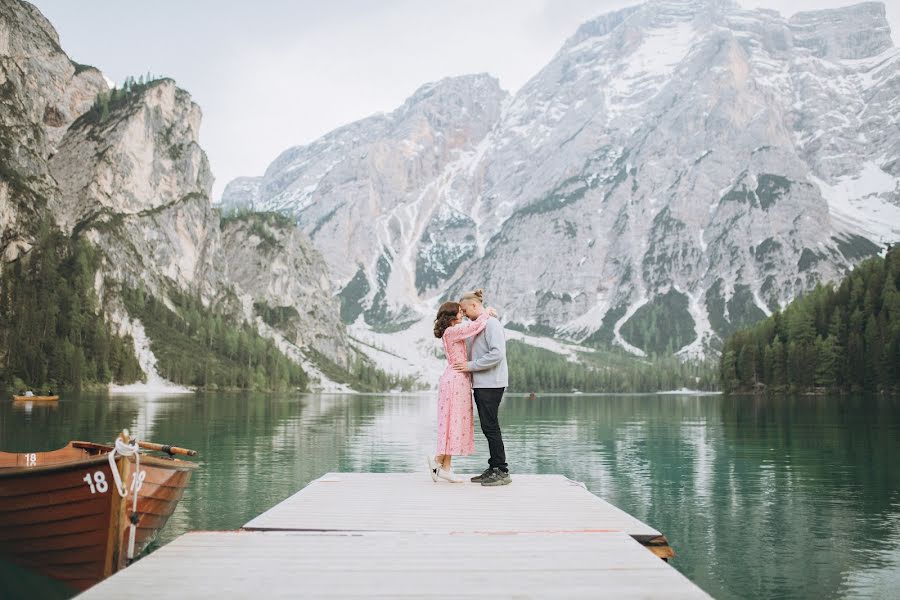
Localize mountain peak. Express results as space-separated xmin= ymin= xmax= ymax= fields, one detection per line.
xmin=398 ymin=73 xmax=507 ymax=115
xmin=409 ymin=73 xmax=502 ymax=95
xmin=563 ymin=0 xmax=742 ymax=55
xmin=790 ymin=2 xmax=893 ymax=60
xmin=566 ymin=5 xmax=642 ymax=50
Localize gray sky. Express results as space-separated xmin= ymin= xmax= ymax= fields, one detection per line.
xmin=30 ymin=1 xmax=900 ymax=201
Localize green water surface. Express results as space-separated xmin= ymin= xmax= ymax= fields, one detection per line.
xmin=1 ymin=392 xmax=898 ymax=599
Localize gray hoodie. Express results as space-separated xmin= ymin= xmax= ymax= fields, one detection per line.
xmin=465 ymin=316 xmax=508 ymax=388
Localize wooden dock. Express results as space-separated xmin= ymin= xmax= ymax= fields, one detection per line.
xmin=79 ymin=473 xmax=712 ymax=599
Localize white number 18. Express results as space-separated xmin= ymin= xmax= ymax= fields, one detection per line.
xmin=83 ymin=471 xmax=108 ymax=494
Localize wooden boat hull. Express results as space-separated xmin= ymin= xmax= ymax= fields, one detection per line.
xmin=12 ymin=395 xmax=59 ymax=402
xmin=0 ymin=442 xmax=196 ymax=591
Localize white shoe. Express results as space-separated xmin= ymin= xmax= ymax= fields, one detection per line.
xmin=426 ymin=456 xmax=438 ymax=482
xmin=437 ymin=468 xmax=464 ymax=483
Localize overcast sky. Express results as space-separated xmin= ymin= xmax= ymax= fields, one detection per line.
xmin=30 ymin=0 xmax=900 ymax=201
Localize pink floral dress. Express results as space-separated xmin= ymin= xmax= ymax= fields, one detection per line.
xmin=435 ymin=312 xmax=490 ymax=456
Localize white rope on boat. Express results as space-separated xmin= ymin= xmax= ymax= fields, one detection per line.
xmin=128 ymin=447 xmax=140 ymax=561
xmin=106 ymin=431 xmax=143 ymax=561
xmin=107 ymin=437 xmax=134 ymax=497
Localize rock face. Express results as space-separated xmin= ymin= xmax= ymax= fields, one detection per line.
xmin=47 ymin=78 xmax=225 ymax=310
xmin=223 ymin=0 xmax=900 ymax=357
xmin=790 ymin=2 xmax=893 ymax=60
xmin=0 ymin=0 xmax=106 ymax=261
xmin=219 ymin=213 xmax=348 ymax=364
xmin=221 ymin=74 xmax=509 ymax=329
xmin=0 ymin=0 xmax=350 ymax=383
xmin=50 ymin=80 xmax=214 ymax=233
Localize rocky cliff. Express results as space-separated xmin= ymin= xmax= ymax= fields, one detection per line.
xmin=0 ymin=0 xmax=106 ymax=262
xmin=219 ymin=212 xmax=347 ymax=364
xmin=0 ymin=0 xmax=350 ymax=389
xmin=223 ymin=0 xmax=900 ymax=363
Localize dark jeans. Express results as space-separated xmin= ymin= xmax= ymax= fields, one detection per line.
xmin=474 ymin=387 xmax=508 ymax=472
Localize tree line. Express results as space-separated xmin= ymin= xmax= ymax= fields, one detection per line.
xmin=720 ymin=245 xmax=899 ymax=393
xmin=122 ymin=286 xmax=308 ymax=391
xmin=507 ymin=341 xmax=718 ymax=393
xmin=0 ymin=223 xmax=312 ymax=392
xmin=0 ymin=227 xmax=142 ymax=391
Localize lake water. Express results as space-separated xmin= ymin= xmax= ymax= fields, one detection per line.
xmin=2 ymin=392 xmax=898 ymax=599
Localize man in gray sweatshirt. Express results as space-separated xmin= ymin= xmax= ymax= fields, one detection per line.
xmin=453 ymin=289 xmax=511 ymax=486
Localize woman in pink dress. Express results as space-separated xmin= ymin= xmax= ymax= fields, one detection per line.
xmin=426 ymin=297 xmax=497 ymax=483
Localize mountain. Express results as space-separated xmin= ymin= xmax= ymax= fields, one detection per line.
xmin=0 ymin=0 xmax=107 ymax=261
xmin=0 ymin=0 xmax=352 ymax=391
xmin=221 ymin=73 xmax=508 ymax=328
xmin=222 ymin=0 xmax=900 ymax=370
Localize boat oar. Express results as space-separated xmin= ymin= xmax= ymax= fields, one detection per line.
xmin=137 ymin=441 xmax=198 ymax=457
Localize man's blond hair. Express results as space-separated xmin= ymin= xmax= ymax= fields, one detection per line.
xmin=459 ymin=289 xmax=484 ymax=304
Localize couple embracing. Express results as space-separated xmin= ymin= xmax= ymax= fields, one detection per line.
xmin=426 ymin=289 xmax=511 ymax=487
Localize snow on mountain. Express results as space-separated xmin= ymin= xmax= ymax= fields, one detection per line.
xmin=221 ymin=0 xmax=900 ymax=374
xmin=221 ymin=73 xmax=508 ymax=328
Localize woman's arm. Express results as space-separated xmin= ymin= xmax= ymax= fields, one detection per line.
xmin=443 ymin=310 xmax=491 ymax=343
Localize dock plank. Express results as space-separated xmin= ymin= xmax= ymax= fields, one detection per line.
xmin=244 ymin=473 xmax=660 ymax=539
xmin=78 ymin=473 xmax=710 ymax=598
xmin=79 ymin=530 xmax=710 ymax=599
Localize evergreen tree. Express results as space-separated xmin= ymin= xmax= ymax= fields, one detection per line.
xmin=814 ymin=335 xmax=838 ymax=387
xmin=771 ymin=337 xmax=786 ymax=387
xmin=720 ymin=349 xmax=738 ymax=392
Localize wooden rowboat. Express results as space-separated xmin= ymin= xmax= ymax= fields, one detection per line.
xmin=12 ymin=395 xmax=59 ymax=402
xmin=0 ymin=438 xmax=198 ymax=591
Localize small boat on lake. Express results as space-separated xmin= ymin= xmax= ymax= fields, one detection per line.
xmin=12 ymin=394 xmax=59 ymax=402
xmin=0 ymin=432 xmax=198 ymax=592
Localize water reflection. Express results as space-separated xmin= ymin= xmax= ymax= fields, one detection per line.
xmin=1 ymin=392 xmax=897 ymax=600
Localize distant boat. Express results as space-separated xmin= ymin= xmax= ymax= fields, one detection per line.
xmin=0 ymin=435 xmax=198 ymax=592
xmin=12 ymin=394 xmax=59 ymax=402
